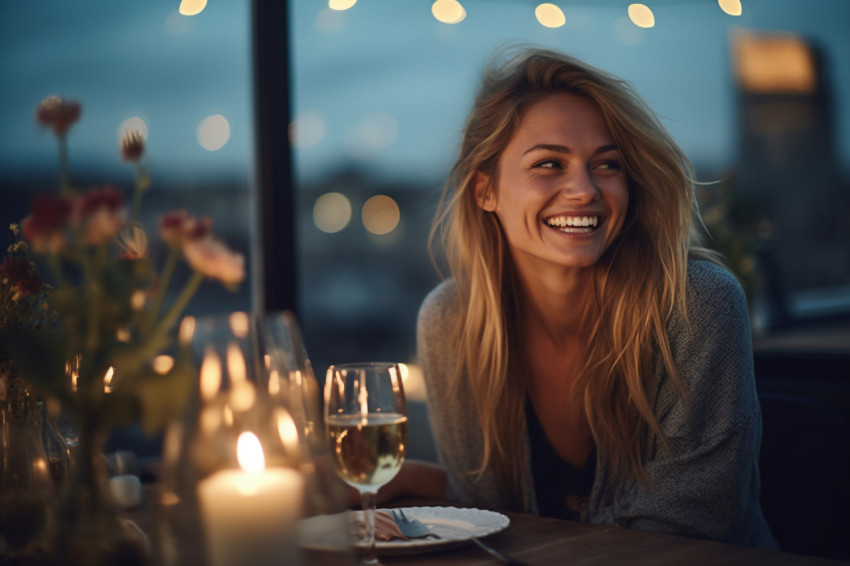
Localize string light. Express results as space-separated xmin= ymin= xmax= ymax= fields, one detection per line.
xmin=628 ymin=4 xmax=655 ymax=28
xmin=432 ymin=0 xmax=466 ymax=24
xmin=535 ymin=4 xmax=566 ymax=29
xmin=718 ymin=0 xmax=742 ymax=16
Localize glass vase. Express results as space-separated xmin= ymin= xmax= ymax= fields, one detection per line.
xmin=0 ymin=373 xmax=53 ymax=558
xmin=47 ymin=410 xmax=150 ymax=566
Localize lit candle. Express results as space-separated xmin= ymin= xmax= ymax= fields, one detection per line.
xmin=198 ymin=432 xmax=305 ymax=566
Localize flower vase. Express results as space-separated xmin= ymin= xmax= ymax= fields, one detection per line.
xmin=48 ymin=415 xmax=149 ymax=566
xmin=0 ymin=374 xmax=53 ymax=558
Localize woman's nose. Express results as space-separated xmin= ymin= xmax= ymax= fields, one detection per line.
xmin=560 ymin=168 xmax=601 ymax=203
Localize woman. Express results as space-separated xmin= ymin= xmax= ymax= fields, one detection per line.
xmin=390 ymin=46 xmax=775 ymax=548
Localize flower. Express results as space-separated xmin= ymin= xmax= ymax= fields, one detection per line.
xmin=117 ymin=223 xmax=149 ymax=260
xmin=120 ymin=130 xmax=145 ymax=162
xmin=0 ymin=256 xmax=42 ymax=301
xmin=1 ymin=95 xmax=246 ymax=439
xmin=73 ymin=186 xmax=126 ymax=246
xmin=184 ymin=236 xmax=246 ymax=286
xmin=20 ymin=194 xmax=72 ymax=254
xmin=158 ymin=210 xmax=211 ymax=248
xmin=35 ymin=95 xmax=82 ymax=137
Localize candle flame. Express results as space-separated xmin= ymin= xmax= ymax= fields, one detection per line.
xmin=200 ymin=347 xmax=222 ymax=402
xmin=237 ymin=432 xmax=265 ymax=474
xmin=276 ymin=409 xmax=300 ymax=455
xmin=228 ymin=311 xmax=250 ymax=338
xmin=179 ymin=316 xmax=196 ymax=346
xmin=227 ymin=342 xmax=247 ymax=383
xmin=268 ymin=370 xmax=281 ymax=395
xmin=152 ymin=355 xmax=174 ymax=375
xmin=104 ymin=366 xmax=115 ymax=393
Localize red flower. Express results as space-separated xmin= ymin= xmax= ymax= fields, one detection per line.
xmin=21 ymin=194 xmax=72 ymax=253
xmin=73 ymin=186 xmax=126 ymax=245
xmin=35 ymin=95 xmax=82 ymax=137
xmin=0 ymin=256 xmax=43 ymax=300
xmin=159 ymin=211 xmax=211 ymax=249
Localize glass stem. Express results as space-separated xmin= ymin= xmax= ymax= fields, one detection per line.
xmin=361 ymin=490 xmax=379 ymax=565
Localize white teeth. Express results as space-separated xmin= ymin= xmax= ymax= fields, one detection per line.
xmin=545 ymin=215 xmax=599 ymax=229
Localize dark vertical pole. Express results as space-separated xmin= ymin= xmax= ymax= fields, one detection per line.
xmin=251 ymin=0 xmax=297 ymax=314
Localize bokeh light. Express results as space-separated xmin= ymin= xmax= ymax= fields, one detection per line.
xmin=628 ymin=4 xmax=655 ymax=28
xmin=197 ymin=114 xmax=231 ymax=151
xmin=535 ymin=4 xmax=566 ymax=28
xmin=152 ymin=355 xmax=175 ymax=376
xmin=361 ymin=195 xmax=400 ymax=236
xmin=313 ymin=192 xmax=352 ymax=234
xmin=329 ymin=0 xmax=357 ymax=10
xmin=718 ymin=0 xmax=742 ymax=16
xmin=179 ymin=0 xmax=207 ymax=17
xmin=345 ymin=111 xmax=398 ymax=159
xmin=289 ymin=111 xmax=326 ymax=148
xmin=432 ymin=0 xmax=466 ymax=24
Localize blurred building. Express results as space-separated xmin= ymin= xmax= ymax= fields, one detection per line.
xmin=731 ymin=29 xmax=850 ymax=324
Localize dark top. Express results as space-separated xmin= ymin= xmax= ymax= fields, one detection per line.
xmin=526 ymin=398 xmax=596 ymax=521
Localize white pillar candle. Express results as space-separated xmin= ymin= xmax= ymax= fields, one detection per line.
xmin=198 ymin=432 xmax=305 ymax=566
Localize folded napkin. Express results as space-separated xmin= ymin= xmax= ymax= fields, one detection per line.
xmin=354 ymin=510 xmax=408 ymax=541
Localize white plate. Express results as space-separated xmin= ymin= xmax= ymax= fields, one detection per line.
xmin=299 ymin=506 xmax=510 ymax=556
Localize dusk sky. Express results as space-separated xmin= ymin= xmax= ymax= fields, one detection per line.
xmin=1 ymin=0 xmax=848 ymax=187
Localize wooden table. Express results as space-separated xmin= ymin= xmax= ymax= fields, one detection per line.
xmin=130 ymin=491 xmax=843 ymax=566
xmin=376 ymin=510 xmax=844 ymax=566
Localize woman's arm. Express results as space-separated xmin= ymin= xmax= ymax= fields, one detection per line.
xmin=342 ymin=460 xmax=448 ymax=508
xmin=377 ymin=460 xmax=448 ymax=505
xmin=588 ymin=262 xmax=777 ymax=548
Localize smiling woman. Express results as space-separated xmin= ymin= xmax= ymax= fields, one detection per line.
xmin=380 ymin=45 xmax=781 ymax=550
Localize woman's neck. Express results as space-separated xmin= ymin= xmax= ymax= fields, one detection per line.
xmin=515 ymin=264 xmax=594 ymax=347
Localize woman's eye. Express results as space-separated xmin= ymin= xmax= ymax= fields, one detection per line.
xmin=534 ymin=159 xmax=561 ymax=169
xmin=595 ymin=160 xmax=622 ymax=172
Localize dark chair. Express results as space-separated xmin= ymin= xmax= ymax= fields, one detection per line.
xmin=758 ymin=392 xmax=850 ymax=561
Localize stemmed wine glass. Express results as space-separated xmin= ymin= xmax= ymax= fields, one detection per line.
xmin=324 ymin=362 xmax=407 ymax=565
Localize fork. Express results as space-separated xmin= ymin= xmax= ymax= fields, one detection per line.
xmin=391 ymin=509 xmax=441 ymax=539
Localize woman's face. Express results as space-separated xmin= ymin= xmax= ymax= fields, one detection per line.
xmin=476 ymin=93 xmax=629 ymax=276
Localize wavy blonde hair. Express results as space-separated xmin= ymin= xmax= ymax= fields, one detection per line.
xmin=431 ymin=46 xmax=719 ymax=507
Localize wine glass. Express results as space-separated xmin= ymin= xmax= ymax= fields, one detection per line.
xmin=324 ymin=362 xmax=407 ymax=565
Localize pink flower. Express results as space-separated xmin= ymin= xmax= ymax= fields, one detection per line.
xmin=73 ymin=186 xmax=126 ymax=245
xmin=183 ymin=237 xmax=245 ymax=286
xmin=21 ymin=194 xmax=72 ymax=253
xmin=35 ymin=95 xmax=82 ymax=137
xmin=158 ymin=211 xmax=211 ymax=249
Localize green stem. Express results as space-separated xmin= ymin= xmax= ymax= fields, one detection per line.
xmin=58 ymin=136 xmax=72 ymax=196
xmin=131 ymin=163 xmax=143 ymax=222
xmin=141 ymin=247 xmax=180 ymax=337
xmin=83 ymin=246 xmax=107 ymax=359
xmin=151 ymin=270 xmax=204 ymax=340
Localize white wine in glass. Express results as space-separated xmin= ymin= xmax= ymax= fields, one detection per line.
xmin=325 ymin=363 xmax=407 ymax=565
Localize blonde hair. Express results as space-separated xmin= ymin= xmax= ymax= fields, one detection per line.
xmin=432 ymin=46 xmax=719 ymax=507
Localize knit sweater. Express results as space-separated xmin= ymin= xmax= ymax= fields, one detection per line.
xmin=416 ymin=260 xmax=778 ymax=548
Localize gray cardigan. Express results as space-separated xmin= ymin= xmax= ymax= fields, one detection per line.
xmin=417 ymin=260 xmax=777 ymax=548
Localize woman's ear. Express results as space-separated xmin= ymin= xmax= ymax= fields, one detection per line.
xmin=474 ymin=171 xmax=497 ymax=212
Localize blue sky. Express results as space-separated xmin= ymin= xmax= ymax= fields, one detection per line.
xmin=1 ymin=0 xmax=848 ymax=187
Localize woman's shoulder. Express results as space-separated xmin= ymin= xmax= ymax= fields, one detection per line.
xmin=686 ymin=259 xmax=743 ymax=298
xmin=685 ymin=259 xmax=747 ymax=316
xmin=418 ymin=279 xmax=459 ymax=326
